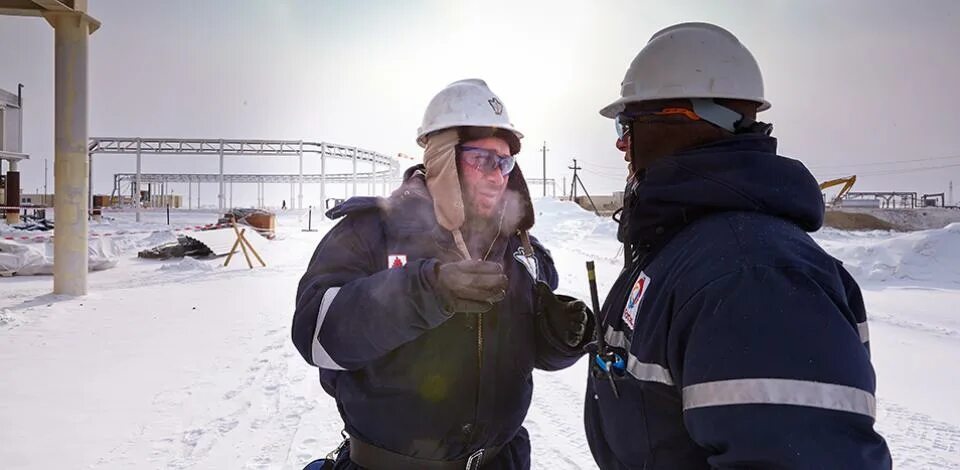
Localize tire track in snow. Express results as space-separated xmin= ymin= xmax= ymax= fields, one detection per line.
xmin=528 ymin=369 xmax=592 ymax=470
xmin=141 ymin=322 xmax=317 ymax=469
xmin=869 ymin=309 xmax=960 ymax=340
xmin=877 ymin=400 xmax=960 ymax=469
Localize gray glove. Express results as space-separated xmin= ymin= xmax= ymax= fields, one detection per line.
xmin=434 ymin=260 xmax=508 ymax=314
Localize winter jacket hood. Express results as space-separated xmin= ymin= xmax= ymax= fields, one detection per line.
xmin=622 ymin=134 xmax=824 ymax=248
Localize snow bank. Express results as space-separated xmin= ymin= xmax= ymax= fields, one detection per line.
xmin=533 ymin=199 xmax=619 ymax=240
xmin=838 ymin=207 xmax=960 ymax=231
xmin=817 ymin=223 xmax=960 ymax=285
xmin=110 ymin=230 xmax=179 ymax=254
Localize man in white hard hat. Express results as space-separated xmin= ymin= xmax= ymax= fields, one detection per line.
xmin=293 ymin=79 xmax=592 ymax=469
xmin=585 ymin=23 xmax=892 ymax=469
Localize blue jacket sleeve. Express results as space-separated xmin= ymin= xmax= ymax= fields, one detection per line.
xmin=291 ymin=213 xmax=452 ymax=371
xmin=531 ymin=238 xmax=587 ymax=371
xmin=672 ymin=265 xmax=891 ymax=469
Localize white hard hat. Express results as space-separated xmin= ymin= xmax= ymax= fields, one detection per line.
xmin=600 ymin=22 xmax=770 ymax=118
xmin=417 ymin=79 xmax=524 ymax=149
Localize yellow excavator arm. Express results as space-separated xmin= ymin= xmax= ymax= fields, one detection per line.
xmin=819 ymin=175 xmax=857 ymax=206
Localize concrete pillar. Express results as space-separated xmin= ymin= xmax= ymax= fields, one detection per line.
xmin=218 ymin=139 xmax=225 ymax=210
xmin=297 ymin=140 xmax=304 ymax=209
xmin=52 ymin=12 xmax=92 ymax=296
xmin=188 ymin=180 xmax=192 ymax=210
xmin=371 ymin=159 xmax=377 ymax=196
xmin=4 ymin=161 xmax=21 ymax=224
xmin=229 ymin=180 xmax=233 ymax=209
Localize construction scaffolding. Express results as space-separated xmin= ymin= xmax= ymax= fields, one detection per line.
xmin=87 ymin=137 xmax=402 ymax=219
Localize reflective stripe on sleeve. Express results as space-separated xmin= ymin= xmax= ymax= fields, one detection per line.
xmin=311 ymin=287 xmax=347 ymax=370
xmin=683 ymin=378 xmax=876 ymax=418
xmin=604 ymin=326 xmax=674 ymax=386
xmin=857 ymin=321 xmax=870 ymax=343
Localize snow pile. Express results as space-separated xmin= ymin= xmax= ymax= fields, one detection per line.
xmin=820 ymin=223 xmax=960 ymax=285
xmin=838 ymin=208 xmax=960 ymax=231
xmin=0 ymin=237 xmax=120 ymax=276
xmin=110 ymin=230 xmax=179 ymax=254
xmin=532 ymin=199 xmax=621 ymax=264
xmin=0 ymin=308 xmax=22 ymax=328
xmin=158 ymin=257 xmax=215 ymax=272
xmin=0 ymin=240 xmax=47 ymax=276
xmin=534 ymin=199 xmax=619 ymax=240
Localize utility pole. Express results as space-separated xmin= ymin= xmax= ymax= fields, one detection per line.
xmin=569 ymin=158 xmax=600 ymax=216
xmin=950 ymin=180 xmax=954 ymax=206
xmin=569 ymin=159 xmax=581 ymax=201
xmin=540 ymin=141 xmax=549 ymax=197
xmin=43 ymin=158 xmax=48 ymax=206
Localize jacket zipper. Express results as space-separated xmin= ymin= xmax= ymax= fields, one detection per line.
xmin=477 ymin=313 xmax=483 ymax=370
xmin=434 ymin=227 xmax=502 ymax=449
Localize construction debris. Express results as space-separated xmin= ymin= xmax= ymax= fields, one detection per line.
xmin=219 ymin=209 xmax=276 ymax=239
xmin=11 ymin=215 xmax=54 ymax=232
xmin=138 ymin=235 xmax=213 ymax=260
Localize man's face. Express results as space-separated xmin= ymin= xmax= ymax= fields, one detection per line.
xmin=616 ymin=99 xmax=697 ymax=176
xmin=459 ymin=137 xmax=511 ymax=220
xmin=616 ymin=132 xmax=635 ymax=180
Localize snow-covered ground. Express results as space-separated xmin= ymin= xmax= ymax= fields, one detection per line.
xmin=1 ymin=201 xmax=958 ymax=469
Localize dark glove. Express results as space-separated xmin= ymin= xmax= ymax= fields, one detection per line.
xmin=434 ymin=260 xmax=508 ymax=314
xmin=535 ymin=281 xmax=592 ymax=349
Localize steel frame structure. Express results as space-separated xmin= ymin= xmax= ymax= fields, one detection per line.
xmin=845 ymin=191 xmax=919 ymax=209
xmin=88 ymin=137 xmax=400 ymax=219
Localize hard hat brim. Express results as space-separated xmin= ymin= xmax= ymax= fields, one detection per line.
xmin=599 ymin=95 xmax=772 ymax=119
xmin=417 ymin=124 xmax=524 ymax=149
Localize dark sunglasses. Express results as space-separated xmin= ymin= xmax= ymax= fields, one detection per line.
xmin=459 ymin=146 xmax=516 ymax=176
xmin=615 ymin=107 xmax=703 ymax=139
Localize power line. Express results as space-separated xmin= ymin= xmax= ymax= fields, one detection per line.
xmin=580 ymin=167 xmax=627 ymax=179
xmin=580 ymin=160 xmax=631 ymax=171
xmin=807 ymin=154 xmax=960 ymax=170
xmin=816 ymin=161 xmax=960 ymax=180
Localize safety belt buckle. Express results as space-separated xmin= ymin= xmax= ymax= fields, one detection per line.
xmin=465 ymin=449 xmax=485 ymax=470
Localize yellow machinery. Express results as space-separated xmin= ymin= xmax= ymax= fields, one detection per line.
xmin=819 ymin=175 xmax=857 ymax=206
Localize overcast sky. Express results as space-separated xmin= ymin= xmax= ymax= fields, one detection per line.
xmin=2 ymin=0 xmax=959 ymax=205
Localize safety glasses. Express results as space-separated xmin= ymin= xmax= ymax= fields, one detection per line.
xmin=459 ymin=146 xmax=516 ymax=176
xmin=615 ymin=107 xmax=703 ymax=139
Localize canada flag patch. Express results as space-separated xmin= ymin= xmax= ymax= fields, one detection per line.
xmin=622 ymin=272 xmax=651 ymax=330
xmin=387 ymin=254 xmax=407 ymax=269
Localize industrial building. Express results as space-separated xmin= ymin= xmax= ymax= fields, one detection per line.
xmin=0 ymin=86 xmax=27 ymax=224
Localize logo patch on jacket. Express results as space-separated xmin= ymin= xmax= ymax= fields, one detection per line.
xmin=388 ymin=254 xmax=407 ymax=269
xmin=513 ymin=246 xmax=538 ymax=281
xmin=623 ymin=272 xmax=650 ymax=330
